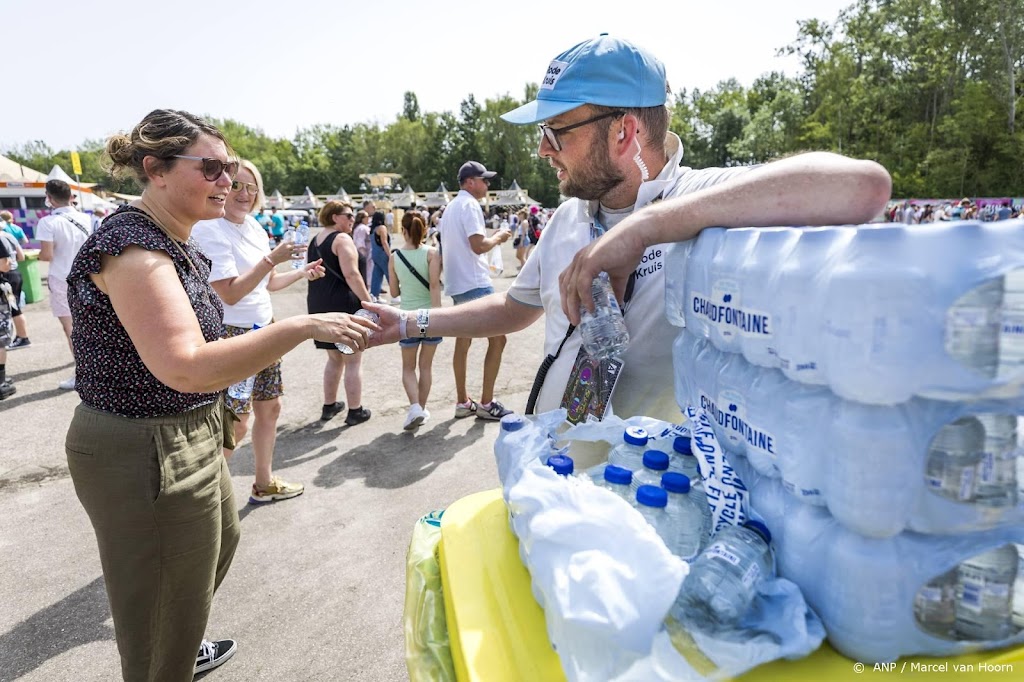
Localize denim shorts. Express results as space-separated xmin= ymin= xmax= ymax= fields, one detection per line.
xmin=451 ymin=285 xmax=495 ymax=305
xmin=399 ymin=336 xmax=443 ymax=348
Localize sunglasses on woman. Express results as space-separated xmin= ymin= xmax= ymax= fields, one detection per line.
xmin=171 ymin=155 xmax=239 ymax=182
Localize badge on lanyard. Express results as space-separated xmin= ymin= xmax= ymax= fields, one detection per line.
xmin=560 ymin=350 xmax=624 ymax=424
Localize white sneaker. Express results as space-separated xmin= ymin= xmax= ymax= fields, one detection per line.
xmin=403 ymin=404 xmax=426 ymax=431
xmin=390 ymin=296 xmax=402 ymax=306
xmin=58 ymin=377 xmax=76 ymax=391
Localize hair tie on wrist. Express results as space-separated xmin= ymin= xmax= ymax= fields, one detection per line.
xmin=262 ymin=254 xmax=274 ymax=268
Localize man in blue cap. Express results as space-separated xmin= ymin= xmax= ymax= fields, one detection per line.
xmin=369 ymin=35 xmax=890 ymax=454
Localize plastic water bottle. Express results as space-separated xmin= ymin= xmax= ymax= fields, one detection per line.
xmin=999 ymin=268 xmax=1024 ymax=380
xmin=706 ymin=228 xmax=761 ymax=354
xmin=775 ymin=227 xmax=855 ymax=385
xmin=739 ymin=228 xmax=801 ymax=368
xmin=682 ymin=227 xmax=725 ymax=339
xmin=336 ymin=309 xmax=380 ymax=354
xmin=975 ymin=414 xmax=1020 ymax=508
xmin=947 ymin=277 xmax=1002 ymax=378
xmin=546 ymin=454 xmax=574 ymax=476
xmin=631 ymin=449 xmax=670 ymax=493
xmin=226 ymin=323 xmax=263 ymax=401
xmin=914 ymin=567 xmax=958 ymax=638
xmin=579 ymin=273 xmax=629 ymax=360
xmin=955 ymin=544 xmax=1018 ymax=640
xmin=925 ymin=417 xmax=984 ymax=503
xmin=669 ymin=436 xmax=713 ymax=534
xmin=292 ymin=222 xmax=309 ymax=269
xmin=607 ymin=426 xmax=649 ymax=471
xmin=592 ymin=465 xmax=634 ymax=504
xmin=634 ymin=485 xmax=671 ymax=539
xmin=227 ymin=375 xmax=255 ymax=402
xmin=661 ymin=472 xmax=707 ymax=561
xmin=676 ymin=520 xmax=773 ymax=629
xmin=283 ymin=226 xmax=296 ymax=253
xmin=664 ymin=239 xmax=694 ymax=327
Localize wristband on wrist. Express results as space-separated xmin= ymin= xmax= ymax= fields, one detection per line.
xmin=262 ymin=254 xmax=275 ymax=268
xmin=416 ymin=308 xmax=430 ymax=338
xmin=398 ymin=312 xmax=410 ymax=340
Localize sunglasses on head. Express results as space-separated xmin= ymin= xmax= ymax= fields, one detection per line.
xmin=172 ymin=155 xmax=239 ymax=182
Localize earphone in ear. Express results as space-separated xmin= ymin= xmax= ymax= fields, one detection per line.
xmin=618 ymin=128 xmax=626 ymax=141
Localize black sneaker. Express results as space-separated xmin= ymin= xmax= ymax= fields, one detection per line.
xmin=194 ymin=638 xmax=236 ymax=675
xmin=476 ymin=400 xmax=512 ymax=421
xmin=0 ymin=380 xmax=14 ymax=400
xmin=344 ymin=406 xmax=372 ymax=426
xmin=320 ymin=401 xmax=346 ymax=422
xmin=6 ymin=337 xmax=30 ymax=350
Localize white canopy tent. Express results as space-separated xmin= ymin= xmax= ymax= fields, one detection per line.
xmin=290 ymin=187 xmax=320 ymax=210
xmin=422 ymin=183 xmax=452 ymax=208
xmin=490 ymin=179 xmax=540 ymax=207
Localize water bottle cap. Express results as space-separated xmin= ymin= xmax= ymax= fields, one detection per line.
xmin=661 ymin=472 xmax=691 ymax=493
xmin=742 ymin=519 xmax=772 ymax=545
xmin=603 ymin=465 xmax=632 ymax=485
xmin=546 ymin=455 xmax=574 ymax=476
xmin=673 ymin=435 xmax=693 ymax=455
xmin=636 ymin=485 xmax=667 ymax=508
xmin=623 ymin=426 xmax=649 ymax=447
xmin=642 ymin=449 xmax=670 ymax=470
xmin=500 ymin=414 xmax=525 ymax=432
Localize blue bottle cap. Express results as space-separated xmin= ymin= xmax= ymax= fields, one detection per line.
xmin=500 ymin=414 xmax=525 ymax=432
xmin=603 ymin=465 xmax=633 ymax=485
xmin=673 ymin=435 xmax=693 ymax=455
xmin=546 ymin=454 xmax=574 ymax=476
xmin=623 ymin=426 xmax=649 ymax=447
xmin=642 ymin=449 xmax=670 ymax=471
xmin=742 ymin=519 xmax=772 ymax=545
xmin=661 ymin=472 xmax=691 ymax=493
xmin=636 ymin=485 xmax=667 ymax=508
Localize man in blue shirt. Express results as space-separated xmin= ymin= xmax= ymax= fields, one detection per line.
xmin=269 ymin=208 xmax=286 ymax=244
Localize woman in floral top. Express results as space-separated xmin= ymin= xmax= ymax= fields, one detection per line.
xmin=64 ymin=109 xmax=377 ymax=681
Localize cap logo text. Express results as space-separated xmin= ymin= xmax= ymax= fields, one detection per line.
xmin=541 ymin=60 xmax=569 ymax=90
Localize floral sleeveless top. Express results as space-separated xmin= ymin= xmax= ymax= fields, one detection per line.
xmin=67 ymin=205 xmax=224 ymax=417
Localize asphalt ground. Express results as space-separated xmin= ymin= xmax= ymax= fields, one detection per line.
xmin=0 ymin=237 xmax=545 ymax=681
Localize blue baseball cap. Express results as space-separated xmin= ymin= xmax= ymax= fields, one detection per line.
xmin=501 ymin=34 xmax=667 ymax=125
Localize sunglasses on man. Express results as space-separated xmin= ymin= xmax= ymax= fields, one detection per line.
xmin=172 ymin=155 xmax=239 ymax=182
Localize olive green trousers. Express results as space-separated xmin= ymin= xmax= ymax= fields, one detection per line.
xmin=66 ymin=400 xmax=240 ymax=682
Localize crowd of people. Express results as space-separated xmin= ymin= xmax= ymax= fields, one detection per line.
xmin=891 ymin=198 xmax=1022 ymax=224
xmin=2 ymin=33 xmax=898 ymax=682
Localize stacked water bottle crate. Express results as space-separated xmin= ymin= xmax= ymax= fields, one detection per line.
xmin=666 ymin=220 xmax=1024 ymax=662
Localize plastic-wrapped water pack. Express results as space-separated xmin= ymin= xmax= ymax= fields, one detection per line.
xmin=495 ymin=409 xmax=824 ymax=680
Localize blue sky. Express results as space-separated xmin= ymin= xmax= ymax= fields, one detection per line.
xmin=4 ymin=0 xmax=854 ymax=150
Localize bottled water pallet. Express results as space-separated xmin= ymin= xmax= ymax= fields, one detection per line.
xmin=674 ymin=330 xmax=1024 ymax=538
xmin=741 ymin=467 xmax=1024 ymax=664
xmin=665 ymin=220 xmax=1024 ymax=405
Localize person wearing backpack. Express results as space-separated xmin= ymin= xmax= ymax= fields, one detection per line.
xmin=389 ymin=212 xmax=442 ymax=430
xmin=36 ymin=179 xmax=91 ymax=390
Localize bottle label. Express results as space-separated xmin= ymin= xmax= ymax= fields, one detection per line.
xmin=706 ymin=542 xmax=741 ymax=567
xmin=690 ymin=290 xmax=773 ymax=339
xmin=741 ymin=561 xmax=761 ymax=589
xmin=918 ymin=586 xmax=943 ymax=603
xmin=957 ymin=467 xmax=976 ymax=501
xmin=699 ymin=391 xmax=776 ymax=460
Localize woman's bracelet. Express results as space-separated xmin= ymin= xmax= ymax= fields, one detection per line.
xmin=398 ymin=312 xmax=410 ymax=340
xmin=262 ymin=254 xmax=275 ymax=268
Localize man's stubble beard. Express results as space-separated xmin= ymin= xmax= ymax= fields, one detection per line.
xmin=559 ymin=133 xmax=626 ymax=201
